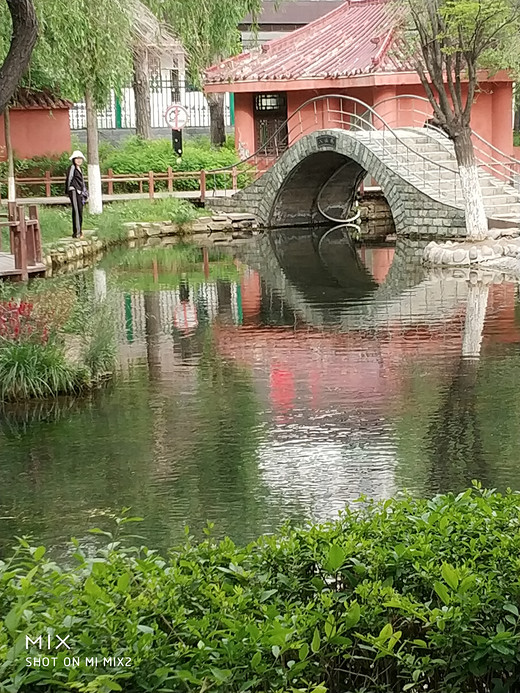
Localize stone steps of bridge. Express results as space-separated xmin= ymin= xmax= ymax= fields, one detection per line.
xmin=351 ymin=128 xmax=520 ymax=223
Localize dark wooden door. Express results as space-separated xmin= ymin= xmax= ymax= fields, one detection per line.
xmin=254 ymin=93 xmax=288 ymax=155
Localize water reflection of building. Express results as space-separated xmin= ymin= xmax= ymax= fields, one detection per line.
xmin=113 ymin=244 xmax=520 ymax=512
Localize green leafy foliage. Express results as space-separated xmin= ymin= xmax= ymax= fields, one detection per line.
xmin=102 ymin=135 xmax=243 ymax=191
xmin=0 ymin=136 xmax=247 ymax=198
xmin=2 ymin=488 xmax=520 ymax=691
xmin=147 ymin=0 xmax=264 ymax=87
xmin=0 ymin=0 xmax=133 ymax=107
xmin=401 ymin=0 xmax=520 ymax=130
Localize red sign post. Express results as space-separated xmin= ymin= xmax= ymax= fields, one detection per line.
xmin=165 ymin=104 xmax=189 ymax=157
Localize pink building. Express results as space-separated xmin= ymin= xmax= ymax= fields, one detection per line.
xmin=0 ymin=89 xmax=72 ymax=161
xmin=205 ymin=0 xmax=514 ymax=161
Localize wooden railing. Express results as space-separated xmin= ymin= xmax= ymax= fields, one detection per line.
xmin=0 ymin=167 xmax=243 ymax=204
xmin=0 ymin=202 xmax=43 ymax=280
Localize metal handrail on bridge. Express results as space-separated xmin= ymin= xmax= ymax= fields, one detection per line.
xmin=205 ymin=94 xmax=469 ymax=211
xmin=372 ymin=93 xmax=520 ymax=186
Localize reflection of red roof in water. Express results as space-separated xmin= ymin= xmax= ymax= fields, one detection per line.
xmin=217 ymin=267 xmax=520 ymax=416
xmin=213 ymin=323 xmax=464 ymax=414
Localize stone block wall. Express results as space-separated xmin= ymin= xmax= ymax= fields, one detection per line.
xmin=42 ymin=213 xmax=258 ymax=276
xmin=358 ymin=191 xmax=395 ymax=240
xmin=207 ymin=130 xmax=469 ymax=239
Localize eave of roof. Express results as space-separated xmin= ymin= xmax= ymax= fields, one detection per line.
xmin=206 ymin=0 xmax=408 ymax=86
xmin=10 ymin=88 xmax=73 ymax=110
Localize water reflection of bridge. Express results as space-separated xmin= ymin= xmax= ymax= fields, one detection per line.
xmin=117 ymin=229 xmax=475 ymax=346
xmin=110 ymin=230 xmax=520 ymax=513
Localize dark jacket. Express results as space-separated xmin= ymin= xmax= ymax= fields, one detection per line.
xmin=65 ymin=164 xmax=88 ymax=199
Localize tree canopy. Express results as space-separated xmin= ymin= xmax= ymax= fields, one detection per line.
xmin=0 ymin=0 xmax=133 ymax=106
xmin=401 ymin=0 xmax=520 ymax=136
xmin=148 ymin=0 xmax=263 ymax=87
xmin=399 ymin=0 xmax=520 ymax=238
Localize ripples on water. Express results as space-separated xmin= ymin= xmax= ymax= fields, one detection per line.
xmin=1 ymin=228 xmax=520 ymax=552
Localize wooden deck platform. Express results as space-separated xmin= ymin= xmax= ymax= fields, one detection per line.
xmin=0 ymin=189 xmax=236 ymax=207
xmin=0 ymin=252 xmax=46 ymax=279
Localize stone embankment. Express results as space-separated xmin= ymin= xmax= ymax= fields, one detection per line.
xmin=423 ymin=228 xmax=520 ymax=274
xmin=42 ymin=213 xmax=258 ymax=275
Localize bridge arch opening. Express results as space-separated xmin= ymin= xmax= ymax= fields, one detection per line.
xmin=269 ymin=150 xmax=373 ymax=227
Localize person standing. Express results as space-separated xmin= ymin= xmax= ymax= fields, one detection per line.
xmin=65 ymin=150 xmax=88 ymax=238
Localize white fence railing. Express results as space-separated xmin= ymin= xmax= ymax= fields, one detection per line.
xmin=70 ymin=78 xmax=231 ymax=131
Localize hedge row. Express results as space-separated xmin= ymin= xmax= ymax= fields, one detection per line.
xmin=0 ymin=135 xmax=248 ymax=196
xmin=2 ymin=486 xmax=520 ymax=692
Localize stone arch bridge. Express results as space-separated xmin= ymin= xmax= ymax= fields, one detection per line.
xmin=210 ymin=97 xmax=520 ymax=237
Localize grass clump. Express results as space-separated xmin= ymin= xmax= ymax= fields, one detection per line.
xmin=0 ymin=281 xmax=117 ymax=402
xmin=2 ymin=487 xmax=520 ymax=692
xmin=38 ymin=198 xmax=203 ymax=246
xmin=0 ymin=342 xmax=86 ymax=401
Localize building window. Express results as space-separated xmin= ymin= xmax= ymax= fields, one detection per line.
xmin=254 ymin=94 xmax=286 ymax=112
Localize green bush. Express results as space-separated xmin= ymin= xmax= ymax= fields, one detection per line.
xmin=103 ymin=136 xmax=241 ymax=192
xmin=1 ymin=135 xmax=250 ymax=198
xmin=2 ymin=487 xmax=520 ymax=692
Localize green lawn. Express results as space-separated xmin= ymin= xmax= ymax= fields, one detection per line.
xmin=2 ymin=198 xmax=206 ymax=251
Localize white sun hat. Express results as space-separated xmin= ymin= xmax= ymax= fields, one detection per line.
xmin=69 ymin=150 xmax=86 ymax=160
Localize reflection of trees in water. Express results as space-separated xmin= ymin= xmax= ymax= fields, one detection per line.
xmin=0 ymin=377 xmax=157 ymax=552
xmin=426 ymin=358 xmax=489 ymax=492
xmin=144 ymin=292 xmax=162 ymax=380
xmin=426 ymin=282 xmax=490 ymax=493
xmin=178 ymin=333 xmax=266 ymax=538
xmin=0 ymin=396 xmax=95 ymax=438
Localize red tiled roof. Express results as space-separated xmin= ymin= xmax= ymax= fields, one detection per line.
xmin=206 ymin=0 xmax=411 ymax=85
xmin=10 ymin=88 xmax=73 ymax=110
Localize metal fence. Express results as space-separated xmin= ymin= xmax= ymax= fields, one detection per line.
xmin=69 ymin=76 xmax=231 ymax=131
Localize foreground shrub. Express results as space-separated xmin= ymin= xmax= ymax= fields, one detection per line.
xmin=0 ymin=342 xmax=86 ymax=401
xmin=1 ymin=488 xmax=520 ymax=692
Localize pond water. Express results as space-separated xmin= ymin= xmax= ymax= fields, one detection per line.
xmin=1 ymin=227 xmax=520 ymax=553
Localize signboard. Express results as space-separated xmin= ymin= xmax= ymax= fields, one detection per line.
xmin=317 ymin=134 xmax=337 ymax=150
xmin=164 ymin=103 xmax=189 ymax=130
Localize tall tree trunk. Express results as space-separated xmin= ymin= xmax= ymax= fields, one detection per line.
xmin=452 ymin=127 xmax=488 ymax=240
xmin=85 ymin=90 xmax=103 ymax=215
xmin=207 ymin=92 xmax=226 ymax=147
xmin=0 ymin=0 xmax=38 ymax=115
xmin=133 ymin=48 xmax=151 ymax=140
xmin=4 ymin=107 xmax=16 ymax=202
